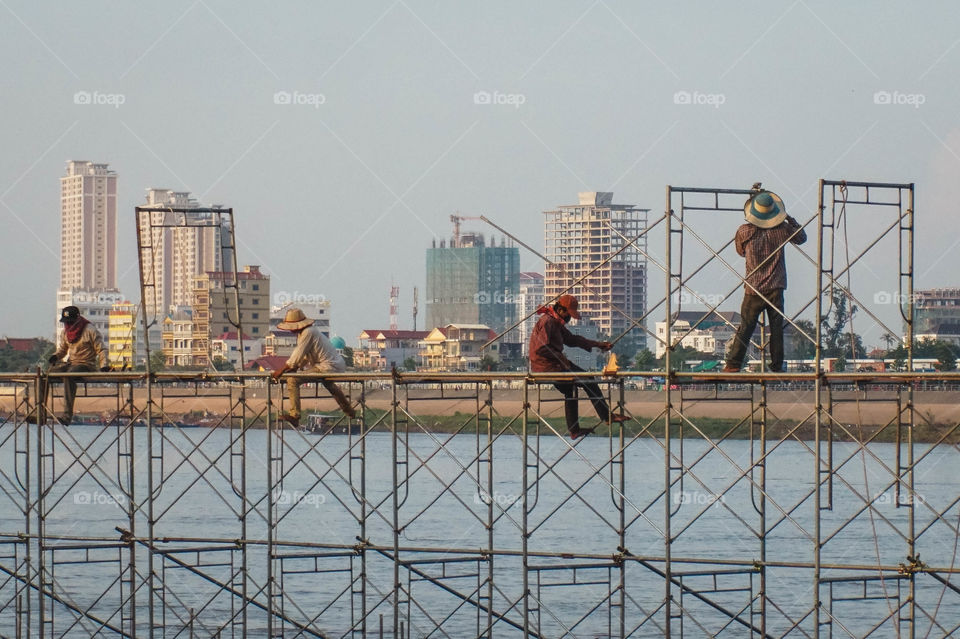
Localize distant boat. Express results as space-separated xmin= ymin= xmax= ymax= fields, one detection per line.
xmin=304 ymin=414 xmax=360 ymax=435
xmin=71 ymin=415 xmax=106 ymax=426
xmin=131 ymin=419 xmax=201 ymax=428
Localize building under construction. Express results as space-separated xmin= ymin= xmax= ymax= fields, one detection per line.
xmin=544 ymin=192 xmax=648 ymax=351
xmin=425 ymin=218 xmax=520 ymax=349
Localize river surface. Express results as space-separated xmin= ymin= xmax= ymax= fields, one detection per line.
xmin=1 ymin=425 xmax=958 ymax=637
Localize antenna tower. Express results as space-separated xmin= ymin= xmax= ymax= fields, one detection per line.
xmin=390 ymin=284 xmax=400 ymax=331
xmin=413 ymin=286 xmax=419 ymax=331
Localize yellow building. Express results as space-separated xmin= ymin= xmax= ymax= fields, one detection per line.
xmin=107 ymin=301 xmax=137 ymax=368
xmin=162 ymin=309 xmax=195 ymax=368
xmin=419 ymin=324 xmax=498 ymax=371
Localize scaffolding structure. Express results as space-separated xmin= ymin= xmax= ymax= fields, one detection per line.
xmin=135 ymin=205 xmax=243 ymax=371
xmin=0 ymin=180 xmax=958 ymax=637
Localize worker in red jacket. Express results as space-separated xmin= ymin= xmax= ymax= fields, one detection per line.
xmin=529 ymin=294 xmax=628 ymax=439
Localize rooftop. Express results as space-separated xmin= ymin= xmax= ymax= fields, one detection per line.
xmin=0 ymin=337 xmax=44 ymax=352
xmin=360 ymin=329 xmax=431 ymax=340
xmin=215 ymin=332 xmax=253 ymax=341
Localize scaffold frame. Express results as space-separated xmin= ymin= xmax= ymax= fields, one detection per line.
xmin=2 ymin=180 xmax=958 ymax=638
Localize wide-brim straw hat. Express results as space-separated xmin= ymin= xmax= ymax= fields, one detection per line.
xmin=276 ymin=307 xmax=314 ymax=330
xmin=744 ymin=191 xmax=787 ymax=228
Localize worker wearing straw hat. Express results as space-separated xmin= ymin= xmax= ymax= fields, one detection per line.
xmin=270 ymin=307 xmax=355 ymax=426
xmin=724 ymin=190 xmax=807 ymax=373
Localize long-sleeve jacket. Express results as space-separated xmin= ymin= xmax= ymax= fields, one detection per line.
xmin=286 ymin=326 xmax=346 ymax=373
xmin=735 ymin=215 xmax=807 ymax=295
xmin=55 ymin=324 xmax=107 ymax=368
xmin=528 ymin=312 xmax=600 ymax=372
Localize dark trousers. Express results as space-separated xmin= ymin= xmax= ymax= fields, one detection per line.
xmin=726 ymin=289 xmax=785 ymax=371
xmin=552 ymin=364 xmax=612 ymax=431
xmin=42 ymin=363 xmax=94 ymax=417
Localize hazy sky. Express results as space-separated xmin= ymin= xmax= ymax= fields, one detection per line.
xmin=1 ymin=1 xmax=957 ymax=349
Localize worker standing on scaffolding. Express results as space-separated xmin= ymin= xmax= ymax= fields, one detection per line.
xmin=724 ymin=190 xmax=807 ymax=373
xmin=529 ymin=294 xmax=628 ymax=439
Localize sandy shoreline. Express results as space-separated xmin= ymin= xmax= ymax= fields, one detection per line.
xmin=4 ymin=386 xmax=959 ymax=427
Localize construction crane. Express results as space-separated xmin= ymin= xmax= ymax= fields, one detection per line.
xmin=449 ymin=213 xmax=484 ymax=248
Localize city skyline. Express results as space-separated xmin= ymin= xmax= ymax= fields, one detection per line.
xmin=2 ymin=3 xmax=959 ymax=349
xmin=21 ymin=157 xmax=959 ymax=351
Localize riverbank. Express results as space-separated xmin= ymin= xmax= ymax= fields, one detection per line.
xmin=5 ymin=387 xmax=958 ymax=443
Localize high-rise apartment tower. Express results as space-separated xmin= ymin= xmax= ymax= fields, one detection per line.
xmin=543 ymin=192 xmax=647 ymax=349
xmin=60 ymin=161 xmax=118 ymax=289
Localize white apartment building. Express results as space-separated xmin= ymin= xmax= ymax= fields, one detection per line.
xmin=654 ymin=311 xmax=741 ymax=359
xmin=211 ymin=332 xmax=260 ymax=370
xmin=55 ymin=288 xmax=125 ymax=346
xmin=60 ymin=161 xmax=118 ymax=290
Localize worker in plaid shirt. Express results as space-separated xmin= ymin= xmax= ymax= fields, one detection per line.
xmin=724 ymin=190 xmax=807 ymax=373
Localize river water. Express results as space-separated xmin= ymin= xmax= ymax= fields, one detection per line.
xmin=1 ymin=425 xmax=958 ymax=637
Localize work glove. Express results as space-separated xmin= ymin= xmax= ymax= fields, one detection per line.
xmin=100 ymin=366 xmax=112 ymax=372
xmin=48 ymin=355 xmax=59 ymax=365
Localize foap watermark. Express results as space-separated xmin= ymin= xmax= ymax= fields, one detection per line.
xmin=675 ymin=290 xmax=728 ymax=307
xmin=74 ymin=490 xmax=126 ymax=508
xmin=673 ymin=490 xmax=725 ymax=506
xmin=873 ymin=291 xmax=920 ymax=305
xmin=275 ymin=291 xmax=328 ymax=307
xmin=474 ymin=489 xmax=519 ymax=507
xmin=73 ymin=90 xmax=125 ymax=108
xmin=473 ymin=291 xmax=518 ymax=304
xmin=274 ymin=489 xmax=326 ymax=508
xmin=873 ymin=490 xmax=925 ymax=507
xmin=673 ymin=90 xmax=725 ymax=108
xmin=873 ymin=90 xmax=925 ymax=108
xmin=273 ymin=90 xmax=326 ymax=108
xmin=473 ymin=90 xmax=526 ymax=109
